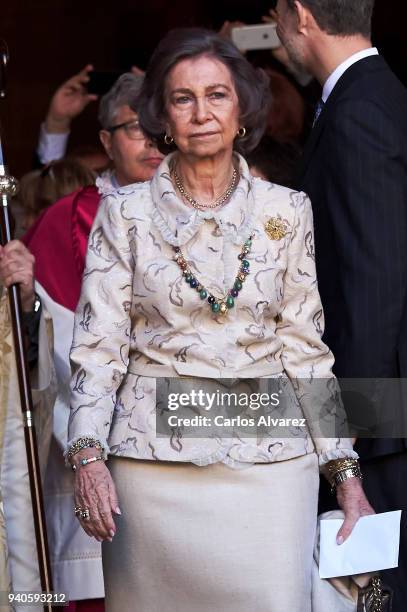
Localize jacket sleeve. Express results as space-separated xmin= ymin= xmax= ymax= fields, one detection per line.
xmin=67 ymin=192 xmax=134 ymax=457
xmin=275 ymin=192 xmax=358 ymax=465
xmin=323 ymin=98 xmax=407 ymax=377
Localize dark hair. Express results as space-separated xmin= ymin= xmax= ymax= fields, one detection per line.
xmin=18 ymin=159 xmax=95 ymax=231
xmin=137 ymin=28 xmax=271 ymax=155
xmin=246 ymin=136 xmax=301 ymax=188
xmin=265 ymin=69 xmax=305 ymax=144
xmin=287 ymin=0 xmax=374 ymax=37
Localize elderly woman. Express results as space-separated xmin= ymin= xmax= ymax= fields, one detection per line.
xmin=67 ymin=29 xmax=373 ymax=612
xmin=23 ymin=73 xmax=164 ymax=311
xmin=0 ymin=73 xmax=162 ymax=607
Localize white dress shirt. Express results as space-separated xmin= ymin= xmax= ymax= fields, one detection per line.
xmin=322 ymin=47 xmax=379 ymax=102
xmin=37 ymin=123 xmax=69 ymax=164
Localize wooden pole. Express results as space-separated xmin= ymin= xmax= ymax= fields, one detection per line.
xmin=0 ymin=38 xmax=55 ymax=612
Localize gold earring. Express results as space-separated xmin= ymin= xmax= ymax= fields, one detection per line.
xmin=164 ymin=134 xmax=174 ymax=145
xmin=237 ymin=127 xmax=246 ymax=138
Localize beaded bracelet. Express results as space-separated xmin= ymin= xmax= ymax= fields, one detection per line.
xmin=71 ymin=455 xmax=104 ymax=472
xmin=67 ymin=436 xmax=103 ymax=460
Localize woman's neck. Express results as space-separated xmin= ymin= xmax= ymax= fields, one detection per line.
xmin=175 ymin=151 xmax=236 ymax=205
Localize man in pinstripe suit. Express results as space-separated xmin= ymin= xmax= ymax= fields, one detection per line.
xmin=275 ymin=0 xmax=407 ymax=607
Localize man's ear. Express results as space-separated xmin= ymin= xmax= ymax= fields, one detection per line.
xmin=99 ymin=130 xmax=113 ymax=160
xmin=294 ymin=0 xmax=313 ymax=35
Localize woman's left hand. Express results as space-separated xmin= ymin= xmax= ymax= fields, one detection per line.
xmin=335 ymin=477 xmax=375 ymax=544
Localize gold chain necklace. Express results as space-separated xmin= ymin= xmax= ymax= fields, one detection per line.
xmin=173 ymin=167 xmax=238 ymax=210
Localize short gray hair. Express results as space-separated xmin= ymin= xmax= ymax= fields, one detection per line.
xmin=98 ymin=73 xmax=144 ymax=129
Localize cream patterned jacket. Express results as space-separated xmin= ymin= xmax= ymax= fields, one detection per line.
xmin=68 ymin=154 xmax=357 ymax=468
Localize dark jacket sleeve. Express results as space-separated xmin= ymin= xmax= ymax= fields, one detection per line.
xmin=322 ymin=97 xmax=407 ymax=377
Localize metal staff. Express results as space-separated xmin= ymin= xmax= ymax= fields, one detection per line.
xmin=0 ymin=40 xmax=54 ymax=611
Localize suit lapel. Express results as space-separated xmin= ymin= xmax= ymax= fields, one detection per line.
xmin=297 ymin=55 xmax=385 ymax=186
xmin=297 ymin=106 xmax=327 ymax=181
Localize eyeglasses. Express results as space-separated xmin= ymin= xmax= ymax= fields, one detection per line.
xmin=106 ymin=119 xmax=145 ymax=140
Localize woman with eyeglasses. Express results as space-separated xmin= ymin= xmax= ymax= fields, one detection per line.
xmin=0 ymin=73 xmax=163 ymax=609
xmin=98 ymin=73 xmax=164 ymax=189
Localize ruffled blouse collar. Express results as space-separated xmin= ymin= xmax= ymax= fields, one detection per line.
xmin=95 ymin=169 xmax=119 ymax=196
xmin=149 ymin=152 xmax=256 ymax=247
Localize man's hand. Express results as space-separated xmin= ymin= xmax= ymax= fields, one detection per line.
xmin=45 ymin=64 xmax=98 ymax=134
xmin=262 ymin=7 xmax=278 ymax=25
xmin=218 ymin=20 xmax=246 ymax=42
xmin=0 ymin=241 xmax=35 ymax=312
xmin=130 ymin=65 xmax=145 ymax=77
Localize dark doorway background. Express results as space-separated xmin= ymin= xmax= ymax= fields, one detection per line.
xmin=1 ymin=0 xmax=406 ymax=177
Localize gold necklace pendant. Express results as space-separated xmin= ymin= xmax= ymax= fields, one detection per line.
xmin=265 ymin=217 xmax=288 ymax=241
xmin=219 ymin=302 xmax=228 ymax=315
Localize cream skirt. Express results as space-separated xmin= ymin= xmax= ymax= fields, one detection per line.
xmin=103 ymin=453 xmax=319 ymax=612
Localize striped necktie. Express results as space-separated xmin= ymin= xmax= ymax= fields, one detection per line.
xmin=312 ymin=98 xmax=325 ymax=127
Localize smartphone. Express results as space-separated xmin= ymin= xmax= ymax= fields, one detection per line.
xmin=86 ymin=71 xmax=122 ymax=96
xmin=231 ymin=24 xmax=280 ymax=52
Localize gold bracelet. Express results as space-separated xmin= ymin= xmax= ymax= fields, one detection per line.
xmin=327 ymin=458 xmax=359 ymax=479
xmin=329 ymin=464 xmax=362 ymax=492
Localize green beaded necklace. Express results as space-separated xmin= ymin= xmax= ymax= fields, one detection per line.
xmin=173 ymin=235 xmax=254 ymax=315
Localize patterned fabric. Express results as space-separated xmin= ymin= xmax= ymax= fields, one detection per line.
xmin=68 ymin=153 xmax=356 ymax=468
xmin=95 ymin=169 xmax=119 ymax=196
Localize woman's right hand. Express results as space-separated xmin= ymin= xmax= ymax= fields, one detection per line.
xmin=72 ymin=449 xmax=121 ymax=542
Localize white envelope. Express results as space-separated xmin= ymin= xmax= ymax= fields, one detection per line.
xmin=319 ymin=510 xmax=402 ymax=578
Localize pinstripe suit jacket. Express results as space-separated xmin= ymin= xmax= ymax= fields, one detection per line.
xmin=298 ymin=55 xmax=407 ymax=456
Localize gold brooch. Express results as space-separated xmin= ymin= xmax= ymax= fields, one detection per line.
xmin=265 ymin=217 xmax=288 ymax=240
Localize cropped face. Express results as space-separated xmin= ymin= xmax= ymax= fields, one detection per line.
xmin=164 ymin=54 xmax=241 ymax=159
xmin=100 ymin=104 xmax=164 ymax=185
xmin=275 ymin=0 xmax=307 ymax=72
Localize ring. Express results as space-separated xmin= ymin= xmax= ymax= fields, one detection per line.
xmin=81 ymin=508 xmax=90 ymax=520
xmin=74 ymin=506 xmax=90 ymax=520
